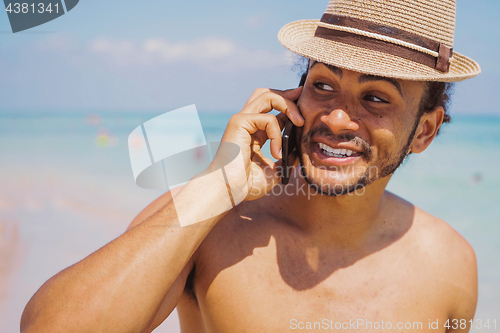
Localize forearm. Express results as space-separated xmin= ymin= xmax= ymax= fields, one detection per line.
xmin=21 ymin=177 xmax=230 ymax=333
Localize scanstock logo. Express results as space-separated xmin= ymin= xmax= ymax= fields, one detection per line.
xmin=128 ymin=105 xmax=247 ymax=227
xmin=3 ymin=0 xmax=79 ymax=33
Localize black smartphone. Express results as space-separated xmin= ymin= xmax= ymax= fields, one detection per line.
xmin=281 ymin=118 xmax=297 ymax=184
xmin=281 ymin=72 xmax=306 ymax=184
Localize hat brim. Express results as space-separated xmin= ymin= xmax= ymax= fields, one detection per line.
xmin=278 ymin=20 xmax=481 ymax=82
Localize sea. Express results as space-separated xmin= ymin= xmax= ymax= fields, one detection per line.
xmin=0 ymin=110 xmax=499 ymax=333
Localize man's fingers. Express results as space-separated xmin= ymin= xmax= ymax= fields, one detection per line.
xmin=276 ymin=112 xmax=288 ymax=131
xmin=243 ymin=86 xmax=301 ymax=108
xmin=271 ymin=86 xmax=303 ymax=103
xmin=252 ymin=113 xmax=291 ymax=149
xmin=226 ymin=113 xmax=282 ymax=160
xmin=241 ymin=87 xmax=304 ymax=127
xmin=246 ymin=115 xmax=282 ymax=160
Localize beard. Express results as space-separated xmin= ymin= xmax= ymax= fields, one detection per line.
xmin=297 ymin=118 xmax=419 ymax=197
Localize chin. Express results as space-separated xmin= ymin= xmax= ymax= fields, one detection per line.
xmin=298 ymin=157 xmax=371 ymax=197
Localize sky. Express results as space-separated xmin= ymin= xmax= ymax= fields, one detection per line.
xmin=0 ymin=0 xmax=499 ymax=114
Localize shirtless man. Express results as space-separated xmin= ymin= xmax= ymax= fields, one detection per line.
xmin=21 ymin=0 xmax=481 ymax=332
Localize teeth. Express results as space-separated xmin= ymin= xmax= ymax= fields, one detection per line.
xmin=318 ymin=143 xmax=354 ymax=158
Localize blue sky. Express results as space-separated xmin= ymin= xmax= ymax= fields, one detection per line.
xmin=0 ymin=0 xmax=499 ymax=114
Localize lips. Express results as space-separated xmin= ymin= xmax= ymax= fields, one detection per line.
xmin=317 ymin=142 xmax=355 ymax=158
xmin=300 ymin=124 xmax=370 ymax=166
xmin=311 ymin=141 xmax=364 ymax=166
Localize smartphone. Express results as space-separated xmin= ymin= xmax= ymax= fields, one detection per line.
xmin=281 ymin=118 xmax=297 ymax=184
xmin=281 ymin=72 xmax=306 ymax=184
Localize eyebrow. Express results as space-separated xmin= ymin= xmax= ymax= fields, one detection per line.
xmin=309 ymin=60 xmax=403 ymax=98
xmin=310 ymin=60 xmax=343 ymax=78
xmin=359 ymin=74 xmax=403 ymax=98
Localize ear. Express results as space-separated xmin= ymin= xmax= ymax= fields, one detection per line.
xmin=410 ymin=106 xmax=444 ymax=154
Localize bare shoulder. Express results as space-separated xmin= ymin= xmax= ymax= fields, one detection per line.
xmin=412 ymin=205 xmax=477 ymax=270
xmin=196 ymin=198 xmax=274 ymax=257
xmin=190 ymin=197 xmax=284 ymax=290
xmin=410 ymin=203 xmax=478 ymax=321
xmin=385 ymin=192 xmax=477 ymax=322
xmin=385 ymin=191 xmax=476 ymax=279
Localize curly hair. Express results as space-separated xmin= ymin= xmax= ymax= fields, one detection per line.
xmin=418 ymin=81 xmax=454 ymax=132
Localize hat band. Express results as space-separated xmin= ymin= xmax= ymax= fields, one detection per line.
xmin=314 ymin=14 xmax=452 ymax=73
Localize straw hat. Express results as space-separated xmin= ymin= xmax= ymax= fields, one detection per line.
xmin=278 ymin=0 xmax=480 ymax=82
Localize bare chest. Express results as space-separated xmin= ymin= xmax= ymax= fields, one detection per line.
xmin=194 ymin=237 xmax=449 ymax=333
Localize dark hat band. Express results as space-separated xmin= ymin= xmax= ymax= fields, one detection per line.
xmin=315 ymin=14 xmax=453 ymax=73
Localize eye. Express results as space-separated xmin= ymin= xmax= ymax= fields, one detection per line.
xmin=313 ymin=81 xmax=335 ymax=92
xmin=364 ymin=94 xmax=389 ymax=103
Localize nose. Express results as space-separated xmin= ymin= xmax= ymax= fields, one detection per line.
xmin=321 ymin=108 xmax=359 ymax=134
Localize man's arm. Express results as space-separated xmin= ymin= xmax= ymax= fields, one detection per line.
xmin=20 ymin=87 xmax=304 ymax=333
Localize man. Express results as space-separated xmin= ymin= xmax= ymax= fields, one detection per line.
xmin=21 ymin=0 xmax=481 ymax=332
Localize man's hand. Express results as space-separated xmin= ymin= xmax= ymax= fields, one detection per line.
xmin=215 ymin=87 xmax=304 ymax=201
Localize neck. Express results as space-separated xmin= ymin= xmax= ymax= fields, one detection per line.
xmin=274 ymin=172 xmax=392 ymax=249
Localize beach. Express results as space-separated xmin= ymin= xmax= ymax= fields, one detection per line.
xmin=0 ymin=110 xmax=499 ymax=332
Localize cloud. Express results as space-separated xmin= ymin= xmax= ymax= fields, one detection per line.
xmin=89 ymin=36 xmax=292 ymax=72
xmin=0 ymin=34 xmax=300 ymax=110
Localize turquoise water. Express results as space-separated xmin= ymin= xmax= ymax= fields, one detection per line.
xmin=0 ymin=111 xmax=499 ymax=332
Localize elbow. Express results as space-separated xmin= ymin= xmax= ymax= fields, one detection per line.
xmin=20 ymin=304 xmax=45 ymax=333
xmin=20 ymin=301 xmax=63 ymax=333
xmin=20 ymin=301 xmax=35 ymax=333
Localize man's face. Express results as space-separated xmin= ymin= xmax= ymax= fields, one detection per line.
xmin=296 ymin=61 xmax=427 ymax=196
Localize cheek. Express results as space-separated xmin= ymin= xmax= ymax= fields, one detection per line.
xmin=394 ymin=112 xmax=419 ymax=147
xmin=297 ymin=98 xmax=325 ymax=131
xmin=372 ymin=128 xmax=397 ymax=155
xmin=365 ymin=118 xmax=402 ymax=159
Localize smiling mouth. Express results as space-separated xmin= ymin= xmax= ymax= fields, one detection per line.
xmin=317 ymin=142 xmax=361 ymax=159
